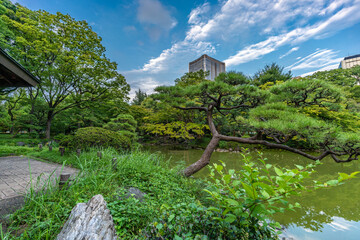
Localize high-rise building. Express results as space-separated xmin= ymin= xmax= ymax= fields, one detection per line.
xmin=339 ymin=54 xmax=360 ymax=69
xmin=189 ymin=54 xmax=225 ymax=80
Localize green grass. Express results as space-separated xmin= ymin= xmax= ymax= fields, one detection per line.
xmin=2 ymin=148 xmax=204 ymax=239
xmin=0 ymin=145 xmax=39 ymax=157
xmin=0 ymin=134 xmax=44 ymax=146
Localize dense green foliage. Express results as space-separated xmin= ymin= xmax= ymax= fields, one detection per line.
xmin=2 ymin=148 xmax=203 ymax=239
xmin=253 ymin=63 xmax=292 ymax=86
xmin=0 ymin=134 xmax=44 ymax=156
xmin=103 ymin=114 xmax=138 ymax=142
xmin=0 ymin=1 xmax=129 ymax=138
xmin=150 ymin=66 xmax=360 ymax=176
xmin=132 ymin=89 xmax=148 ymax=106
xmin=59 ymin=127 xmax=131 ymax=150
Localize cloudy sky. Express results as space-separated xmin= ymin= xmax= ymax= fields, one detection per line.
xmin=13 ymin=0 xmax=360 ymax=97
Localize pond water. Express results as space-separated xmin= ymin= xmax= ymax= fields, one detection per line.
xmin=146 ymin=146 xmax=360 ymax=240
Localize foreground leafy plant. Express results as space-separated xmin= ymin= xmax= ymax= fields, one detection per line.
xmin=204 ymin=152 xmax=359 ymax=238
xmin=143 ymin=151 xmax=358 ymax=240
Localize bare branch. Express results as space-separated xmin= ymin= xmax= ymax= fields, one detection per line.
xmin=218 ymin=134 xmax=338 ymax=161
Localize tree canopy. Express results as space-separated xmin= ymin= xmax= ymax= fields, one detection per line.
xmin=253 ymin=63 xmax=292 ymax=86
xmin=154 ymin=69 xmax=360 ymax=176
xmin=0 ymin=2 xmax=129 ymax=138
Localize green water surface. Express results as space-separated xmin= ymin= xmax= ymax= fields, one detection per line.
xmin=148 ymin=146 xmax=360 ymax=240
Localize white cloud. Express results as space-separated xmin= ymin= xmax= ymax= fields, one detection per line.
xmin=126 ymin=0 xmax=360 ymax=95
xmin=185 ymin=0 xmax=353 ymax=42
xmin=224 ymin=3 xmax=360 ymax=66
xmin=286 ymin=49 xmax=342 ymax=71
xmin=279 ymin=47 xmax=299 ymax=59
xmin=137 ymin=0 xmax=177 ymax=40
xmin=300 ymin=64 xmax=340 ymax=77
xmin=188 ymin=2 xmax=210 ymax=25
xmin=127 ymin=76 xmax=160 ymax=100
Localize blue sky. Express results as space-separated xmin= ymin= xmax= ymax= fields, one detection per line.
xmin=12 ymin=0 xmax=360 ymax=97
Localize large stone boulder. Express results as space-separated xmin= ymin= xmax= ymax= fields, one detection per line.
xmin=126 ymin=187 xmax=146 ymax=202
xmin=56 ymin=194 xmax=117 ymax=240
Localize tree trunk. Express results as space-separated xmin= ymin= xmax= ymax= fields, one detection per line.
xmin=46 ymin=112 xmax=53 ymax=139
xmin=29 ymin=103 xmax=35 ymax=133
xmin=8 ymin=109 xmax=14 ymax=135
xmin=183 ymin=135 xmax=220 ymax=177
xmin=183 ymin=107 xmax=220 ymax=177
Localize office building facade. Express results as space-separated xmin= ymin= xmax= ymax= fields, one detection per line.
xmin=189 ymin=54 xmax=225 ymax=80
xmin=339 ymin=54 xmax=360 ymax=69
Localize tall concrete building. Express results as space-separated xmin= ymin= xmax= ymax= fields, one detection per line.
xmin=189 ymin=54 xmax=225 ymax=80
xmin=339 ymin=54 xmax=360 ymax=69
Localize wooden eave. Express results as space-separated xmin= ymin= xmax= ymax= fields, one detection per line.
xmin=0 ymin=48 xmax=39 ymax=87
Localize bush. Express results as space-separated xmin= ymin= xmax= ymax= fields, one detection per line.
xmin=142 ymin=202 xmax=257 ymax=240
xmin=59 ymin=127 xmax=132 ymax=150
xmin=103 ymin=114 xmax=137 ymax=133
xmin=54 ymin=133 xmax=67 ymax=142
xmin=103 ymin=114 xmax=138 ymax=143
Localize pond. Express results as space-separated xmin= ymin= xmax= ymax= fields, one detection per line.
xmin=146 ymin=146 xmax=360 ymax=240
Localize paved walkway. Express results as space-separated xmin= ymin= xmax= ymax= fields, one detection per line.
xmin=0 ymin=156 xmax=78 ymax=200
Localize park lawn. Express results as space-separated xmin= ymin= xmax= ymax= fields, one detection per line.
xmin=0 ymin=134 xmax=44 ymax=146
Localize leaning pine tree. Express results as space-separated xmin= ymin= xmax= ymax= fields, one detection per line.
xmin=154 ymin=70 xmax=360 ymax=177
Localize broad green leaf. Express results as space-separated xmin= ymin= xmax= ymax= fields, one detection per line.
xmin=215 ymin=164 xmax=223 ymax=172
xmin=274 ymin=167 xmax=283 ymax=176
xmin=295 ymin=164 xmax=304 ymax=170
xmin=242 ymin=182 xmax=256 ymax=199
xmin=224 ymin=214 xmax=237 ymax=223
xmin=226 ymin=199 xmax=239 ymax=206
xmin=261 ymin=190 xmax=270 ymax=199
xmin=207 ymin=207 xmax=221 ymax=212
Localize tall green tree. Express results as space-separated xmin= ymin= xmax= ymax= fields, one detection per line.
xmin=155 ymin=70 xmax=360 ymax=176
xmin=1 ymin=4 xmax=129 ymax=138
xmin=174 ymin=69 xmax=208 ymax=87
xmin=253 ymin=63 xmax=292 ymax=86
xmin=0 ymin=0 xmax=15 ymax=48
xmin=132 ymin=89 xmax=148 ymax=105
xmin=3 ymin=89 xmax=25 ymax=134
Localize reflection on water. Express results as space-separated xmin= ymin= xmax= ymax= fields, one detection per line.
xmin=281 ymin=217 xmax=360 ymax=240
xmin=146 ymin=146 xmax=360 ymax=240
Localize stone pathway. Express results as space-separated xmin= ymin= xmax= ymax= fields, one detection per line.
xmin=0 ymin=156 xmax=78 ymax=201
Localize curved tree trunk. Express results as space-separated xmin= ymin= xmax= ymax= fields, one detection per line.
xmin=183 ymin=106 xmax=220 ymax=177
xmin=182 ymin=105 xmax=345 ymax=177
xmin=183 ymin=135 xmax=220 ymax=177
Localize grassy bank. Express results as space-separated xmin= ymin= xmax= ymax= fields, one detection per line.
xmin=1 ymin=148 xmax=207 ymax=239
xmin=1 ymin=146 xmax=335 ymax=239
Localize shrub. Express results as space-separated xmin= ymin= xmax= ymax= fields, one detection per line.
xmin=103 ymin=114 xmax=137 ymax=133
xmin=54 ymin=133 xmax=67 ymax=142
xmin=103 ymin=114 xmax=137 ymax=142
xmin=59 ymin=127 xmax=132 ymax=150
xmin=142 ymin=202 xmax=258 ymax=240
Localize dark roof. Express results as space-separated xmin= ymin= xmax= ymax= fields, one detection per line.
xmin=0 ymin=47 xmax=39 ymax=87
xmin=344 ymin=54 xmax=360 ymax=60
xmin=189 ymin=54 xmax=225 ymax=65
